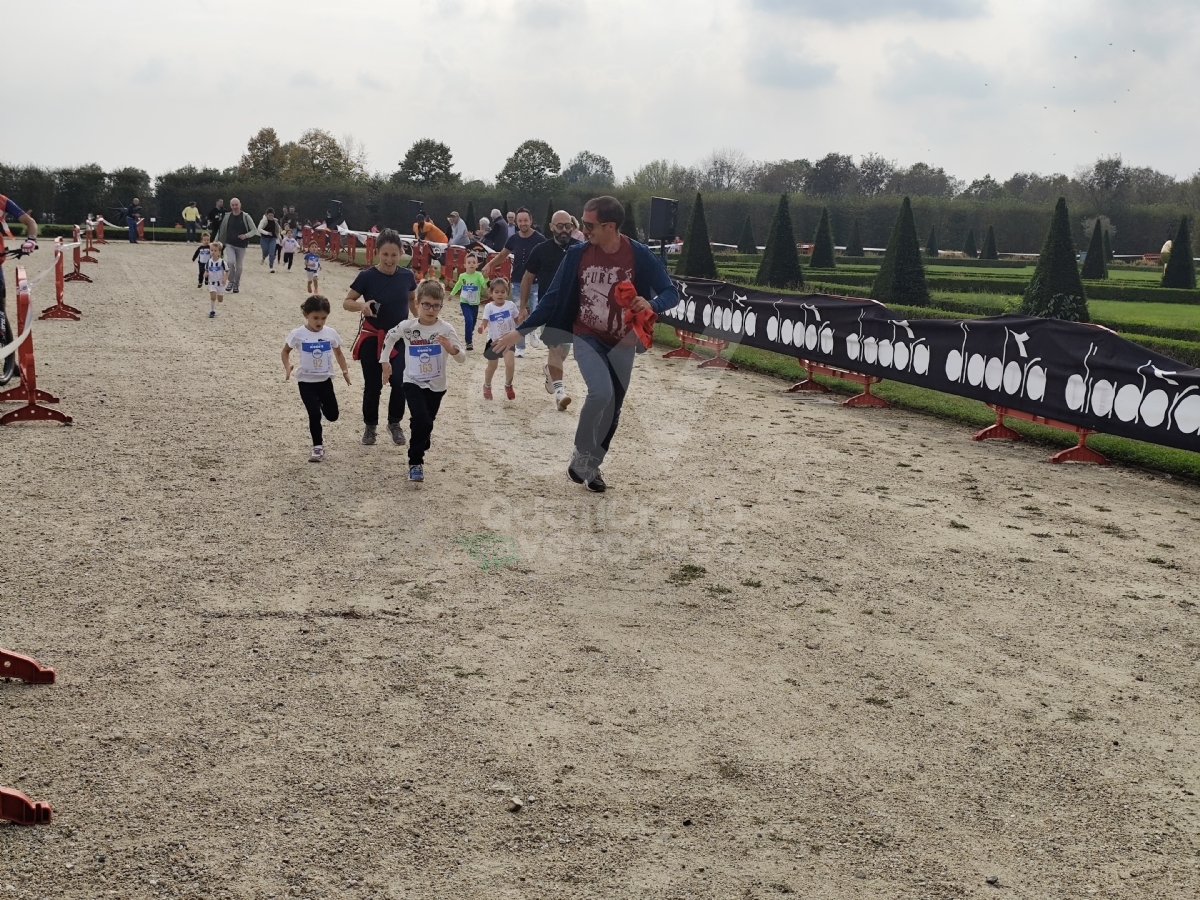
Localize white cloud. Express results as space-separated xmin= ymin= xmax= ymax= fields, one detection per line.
xmin=878 ymin=43 xmax=996 ymax=101
xmin=752 ymin=0 xmax=986 ymax=21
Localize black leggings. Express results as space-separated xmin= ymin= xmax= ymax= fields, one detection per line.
xmin=197 ymin=261 xmax=206 ymax=284
xmin=403 ymin=383 xmax=445 ymax=465
xmin=283 ymin=252 xmax=294 ymax=270
xmin=298 ymin=379 xmax=339 ymax=446
xmin=357 ymin=336 xmax=405 ymax=427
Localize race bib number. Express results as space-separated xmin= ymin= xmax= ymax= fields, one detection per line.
xmin=462 ymin=283 xmax=479 ymax=303
xmin=406 ymin=343 xmax=444 ymax=382
xmin=489 ymin=308 xmax=514 ymax=336
xmin=302 ymin=340 xmax=332 ymax=374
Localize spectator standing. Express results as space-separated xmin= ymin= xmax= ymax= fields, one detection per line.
xmin=214 ymin=197 xmax=259 ymax=294
xmin=182 ymin=202 xmax=202 ymax=242
xmin=506 ymin=211 xmax=517 ymax=239
xmin=447 ymin=211 xmax=470 ymax=247
xmin=126 ymin=198 xmax=144 ymax=243
xmin=207 ymin=199 xmax=226 ymax=237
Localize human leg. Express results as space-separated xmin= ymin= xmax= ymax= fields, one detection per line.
xmin=298 ymin=381 xmax=326 ymax=446
xmin=226 ymin=246 xmax=246 ymax=290
xmin=128 ymin=222 xmax=138 ymax=243
xmin=359 ymin=337 xmax=383 ymax=428
xmin=197 ymin=261 xmax=205 ymax=286
xmin=460 ymin=302 xmax=478 ymax=346
xmin=386 ymin=365 xmax=406 ymax=426
xmin=403 ymin=383 xmax=445 ymax=466
xmin=284 ymin=252 xmax=294 ymax=270
xmin=570 ymin=336 xmax=636 ymax=478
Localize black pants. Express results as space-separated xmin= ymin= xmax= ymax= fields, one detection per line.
xmin=298 ymin=379 xmax=339 ymax=446
xmin=197 ymin=261 xmax=206 ymax=285
xmin=283 ymin=252 xmax=294 ymax=270
xmin=403 ymin=383 xmax=444 ymax=466
xmin=275 ymin=242 xmax=284 ymax=264
xmin=358 ymin=336 xmax=405 ymax=427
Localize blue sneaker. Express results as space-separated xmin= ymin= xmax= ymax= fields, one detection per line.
xmin=208 ymin=310 xmax=216 ymax=318
xmin=408 ymin=465 xmax=424 ymax=483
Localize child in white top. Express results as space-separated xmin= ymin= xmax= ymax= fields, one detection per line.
xmin=282 ymin=233 xmax=299 ymax=271
xmin=304 ymin=242 xmax=321 ymax=294
xmin=379 ymin=280 xmax=466 ymax=483
xmin=478 ymin=277 xmax=517 ymax=400
xmin=191 ymin=232 xmax=212 ymax=288
xmin=282 ymin=294 xmax=351 ymax=462
xmin=206 ymin=241 xmax=228 ymax=318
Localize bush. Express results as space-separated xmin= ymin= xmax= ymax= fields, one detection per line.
xmin=925 ymin=224 xmax=939 ymax=257
xmin=1103 ymin=228 xmax=1113 ymax=261
xmin=871 ymin=197 xmax=929 ymax=307
xmin=1021 ymin=197 xmax=1087 ymax=322
xmin=962 ymin=229 xmax=978 ymax=258
xmin=736 ymin=215 xmax=758 ymax=255
xmin=1080 ymin=219 xmax=1108 ymax=280
xmin=845 ymin=217 xmax=864 ymax=257
xmin=620 ymin=198 xmax=639 ymax=241
xmin=1162 ymin=216 xmax=1196 ymax=289
xmin=465 ymin=201 xmax=476 ymax=234
xmin=810 ymin=207 xmax=836 ymax=269
xmin=980 ymin=225 xmax=998 ymax=260
xmin=676 ymin=192 xmax=718 ymax=279
xmin=756 ymin=193 xmax=804 ymax=289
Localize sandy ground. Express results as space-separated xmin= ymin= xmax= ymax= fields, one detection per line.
xmin=0 ymin=241 xmax=1198 ymax=900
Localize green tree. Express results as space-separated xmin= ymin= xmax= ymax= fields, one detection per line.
xmin=980 ymin=225 xmax=999 ymax=260
xmin=1080 ymin=220 xmax=1108 ymax=280
xmin=736 ymin=215 xmax=758 ymax=255
xmin=279 ymin=129 xmax=362 ymax=182
xmin=465 ymin=201 xmax=476 ymax=234
xmin=756 ymin=193 xmax=804 ymax=289
xmin=1162 ymin=216 xmax=1196 ymax=289
xmin=544 ymin=200 xmax=554 ymax=236
xmin=620 ymin=198 xmax=639 ymax=240
xmin=502 ymin=200 xmax=509 ymax=218
xmin=393 ymin=138 xmax=458 ymax=186
xmin=1021 ymin=197 xmax=1088 ymax=322
xmin=925 ymin=224 xmax=939 ymax=257
xmin=238 ymin=127 xmax=284 ymax=181
xmin=845 ymin=217 xmax=865 ymax=257
xmin=962 ymin=228 xmax=978 ymax=258
xmin=497 ymin=139 xmax=561 ymax=191
xmin=871 ymin=197 xmax=929 ymax=307
xmin=810 ymin=206 xmax=836 ymax=268
xmin=676 ymin=192 xmax=718 ymax=279
xmin=1103 ymin=228 xmax=1113 ymax=260
xmin=563 ymin=151 xmax=614 ymax=187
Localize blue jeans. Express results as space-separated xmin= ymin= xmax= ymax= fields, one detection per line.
xmin=185 ymin=221 xmax=198 ymax=241
xmin=570 ymin=334 xmax=637 ymax=478
xmin=128 ymin=221 xmax=138 ymax=243
xmin=460 ymin=302 xmax=479 ymax=345
xmin=261 ymin=237 xmax=277 ymax=268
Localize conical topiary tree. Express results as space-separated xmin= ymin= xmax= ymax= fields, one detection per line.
xmin=675 ymin=192 xmax=718 ymax=279
xmin=543 ymin=200 xmax=554 ymax=236
xmin=736 ymin=215 xmax=758 ymax=255
xmin=871 ymin=197 xmax=929 ymax=307
xmin=845 ymin=218 xmax=864 ymax=257
xmin=465 ymin=201 xmax=476 ymax=234
xmin=1103 ymin=228 xmax=1113 ymax=260
xmin=1162 ymin=216 xmax=1196 ymax=289
xmin=980 ymin=225 xmax=999 ymax=260
xmin=1021 ymin=197 xmax=1088 ymax=322
xmin=1081 ymin=220 xmax=1108 ymax=280
xmin=756 ymin=194 xmax=804 ymax=289
xmin=962 ymin=229 xmax=978 ymax=258
xmin=925 ymin=224 xmax=939 ymax=257
xmin=810 ymin=207 xmax=836 ymax=269
xmin=620 ymin=198 xmax=639 ymax=241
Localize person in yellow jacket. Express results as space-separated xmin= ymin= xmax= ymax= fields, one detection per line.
xmin=181 ymin=201 xmax=202 ymax=242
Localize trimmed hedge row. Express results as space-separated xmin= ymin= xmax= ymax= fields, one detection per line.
xmin=1083 ymin=282 xmax=1200 ymax=305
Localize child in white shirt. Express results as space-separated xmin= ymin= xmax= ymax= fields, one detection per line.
xmin=304 ymin=242 xmax=321 ymax=294
xmin=282 ymin=294 xmax=351 ymax=462
xmin=282 ymin=234 xmax=300 ymax=271
xmin=206 ymin=241 xmax=228 ymax=318
xmin=478 ymin=277 xmax=518 ymax=400
xmin=379 ymin=280 xmax=466 ymax=483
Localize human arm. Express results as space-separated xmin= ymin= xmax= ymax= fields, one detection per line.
xmin=343 ymin=287 xmax=376 ymax=316
xmin=333 ymin=346 xmax=351 ymax=384
xmin=483 ymin=247 xmax=510 ymax=277
xmin=192 ymin=246 xmax=201 ymax=261
xmin=239 ymin=213 xmax=259 ymax=241
xmin=449 ymin=274 xmax=464 ymax=298
xmin=408 ymin=288 xmax=417 ymax=317
xmin=281 ymin=344 xmax=293 ymax=380
xmin=379 ymin=325 xmax=403 ymax=382
xmin=18 ymin=212 xmax=37 ymax=240
xmin=518 ymin=271 xmax=535 ymax=319
xmin=435 ymin=331 xmax=466 ymax=362
xmin=635 ymin=243 xmax=680 ymax=314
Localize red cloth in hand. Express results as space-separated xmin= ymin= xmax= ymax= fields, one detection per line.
xmin=613 ymin=280 xmax=656 ymax=350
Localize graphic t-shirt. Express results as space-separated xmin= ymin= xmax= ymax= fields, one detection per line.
xmin=503 ymin=230 xmax=547 ymax=283
xmin=282 ymin=236 xmax=299 ymax=254
xmin=206 ymin=258 xmax=227 ymax=287
xmin=303 ymin=252 xmax=321 ymax=277
xmin=197 ymin=246 xmax=211 ymax=265
xmin=573 ymin=235 xmax=636 ymax=346
xmin=379 ymin=317 xmax=465 ymax=392
xmin=483 ymin=300 xmax=518 ymax=342
xmin=453 ymin=271 xmax=488 ymax=306
xmin=286 ymin=325 xmax=342 ymax=383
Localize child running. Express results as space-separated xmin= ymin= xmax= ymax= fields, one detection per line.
xmin=206 ymin=241 xmax=228 ymax=317
xmin=282 ymin=294 xmax=351 ymax=463
xmin=478 ymin=277 xmax=518 ymax=400
xmin=304 ymin=241 xmax=321 ymax=294
xmin=281 ymin=232 xmax=299 ymax=271
xmin=191 ymin=232 xmax=212 ymax=288
xmin=450 ymin=251 xmax=487 ymax=351
xmin=379 ymin=280 xmax=466 ymax=483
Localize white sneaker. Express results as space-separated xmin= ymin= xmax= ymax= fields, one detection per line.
xmin=555 ymin=388 xmax=571 ymax=411
xmin=515 ymin=347 xmax=525 ymax=358
xmin=543 ymin=364 xmax=554 ymax=394
xmin=528 ymin=332 xmax=541 ymax=349
xmin=309 ymin=446 xmax=325 ymax=462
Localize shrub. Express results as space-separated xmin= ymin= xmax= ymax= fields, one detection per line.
xmin=810 ymin=207 xmax=836 ymax=269
xmin=962 ymin=228 xmax=978 ymax=258
xmin=736 ymin=215 xmax=758 ymax=255
xmin=1021 ymin=197 xmax=1087 ymax=322
xmin=676 ymin=192 xmax=718 ymax=279
xmin=620 ymin=198 xmax=639 ymax=241
xmin=1080 ymin=219 xmax=1108 ymax=280
xmin=925 ymin=224 xmax=939 ymax=257
xmin=980 ymin=225 xmax=998 ymax=260
xmin=544 ymin=199 xmax=554 ymax=236
xmin=1103 ymin=228 xmax=1113 ymax=261
xmin=871 ymin=197 xmax=929 ymax=307
xmin=845 ymin=217 xmax=864 ymax=257
xmin=756 ymin=193 xmax=804 ymax=289
xmin=1162 ymin=216 xmax=1196 ymax=289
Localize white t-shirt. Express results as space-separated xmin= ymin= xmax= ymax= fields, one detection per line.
xmin=283 ymin=236 xmax=299 ymax=254
xmin=379 ymin=317 xmax=465 ymax=392
xmin=286 ymin=325 xmax=342 ymax=383
xmin=304 ymin=253 xmax=321 ymax=277
xmin=207 ymin=258 xmax=227 ymax=287
xmin=482 ymin=300 xmax=518 ymax=342
xmin=197 ymin=246 xmax=211 ymax=264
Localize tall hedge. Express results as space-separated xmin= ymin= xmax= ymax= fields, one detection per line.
xmin=502 ymin=200 xmax=509 ymax=218
xmin=845 ymin=217 xmax=864 ymax=257
xmin=871 ymin=197 xmax=929 ymax=307
xmin=980 ymin=225 xmax=999 ymax=260
xmin=1021 ymin=197 xmax=1088 ymax=322
xmin=925 ymin=224 xmax=939 ymax=257
xmin=465 ymin=200 xmax=476 ymax=233
xmin=756 ymin=193 xmax=804 ymax=289
xmin=620 ymin=198 xmax=639 ymax=241
xmin=1103 ymin=228 xmax=1113 ymax=260
xmin=810 ymin=206 xmax=836 ymax=268
xmin=676 ymin=192 xmax=718 ymax=279
xmin=1162 ymin=216 xmax=1196 ymax=289
xmin=543 ymin=200 xmax=554 ymax=236
xmin=736 ymin=215 xmax=758 ymax=254
xmin=1080 ymin=220 xmax=1108 ymax=280
xmin=962 ymin=228 xmax=978 ymax=258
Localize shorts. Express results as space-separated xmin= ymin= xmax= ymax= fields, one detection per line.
xmin=209 ymin=282 xmax=226 ymax=295
xmin=306 ymin=271 xmax=319 ymax=281
xmin=484 ymin=339 xmax=512 ymax=361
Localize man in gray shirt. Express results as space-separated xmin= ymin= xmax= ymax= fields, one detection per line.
xmin=214 ymin=197 xmax=259 ymax=293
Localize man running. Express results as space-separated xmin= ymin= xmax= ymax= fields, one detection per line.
xmin=214 ymin=198 xmax=259 ymax=294
xmin=520 ymin=210 xmax=580 ymax=411
xmin=491 ymin=196 xmax=677 ymax=492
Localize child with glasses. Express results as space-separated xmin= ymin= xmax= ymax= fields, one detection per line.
xmin=379 ymin=281 xmax=466 ymax=483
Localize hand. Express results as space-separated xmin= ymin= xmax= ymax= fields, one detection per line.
xmin=382 ymin=362 xmax=392 ymax=382
xmin=630 ymin=295 xmax=652 ymax=314
xmin=491 ymin=330 xmax=521 ymax=354
xmin=516 ymin=309 xmax=528 ymax=324
xmin=435 ymin=334 xmax=455 ymax=353
xmin=342 ymin=369 xmax=352 ymax=385
xmin=20 ymin=238 xmax=36 ymax=255
xmin=283 ymin=364 xmax=292 ymax=381
xmin=239 ymin=233 xmax=247 ymax=240
xmin=363 ymin=300 xmax=378 ymax=316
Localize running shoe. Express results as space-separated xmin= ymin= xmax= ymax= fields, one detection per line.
xmin=362 ymin=425 xmax=377 ymax=446
xmin=231 ymin=288 xmax=240 ymax=293
xmin=483 ymin=384 xmax=493 ymax=400
xmin=466 ymin=342 xmax=474 ymax=351
xmin=543 ymin=364 xmax=554 ymax=394
xmin=515 ymin=347 xmax=525 ymax=358
xmin=388 ymin=423 xmax=406 ymax=446
xmin=309 ymin=446 xmax=324 ymax=463
xmin=585 ymin=471 xmax=607 ymax=493
xmin=505 ymin=384 xmax=516 ymax=400
xmin=555 ymin=388 xmax=572 ymax=411
xmin=528 ymin=331 xmax=541 ymax=349
xmin=408 ymin=464 xmax=424 ymax=483
xmin=208 ymin=310 xmax=215 ymax=318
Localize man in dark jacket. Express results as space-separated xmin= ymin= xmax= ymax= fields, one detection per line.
xmin=491 ymin=196 xmax=678 ymax=492
xmin=126 ymin=198 xmax=144 ymax=243
xmin=206 ymin=199 xmax=226 ymax=236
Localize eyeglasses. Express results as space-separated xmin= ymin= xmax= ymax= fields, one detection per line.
xmin=552 ymin=223 xmax=574 ymax=231
xmin=418 ymin=302 xmax=443 ymax=311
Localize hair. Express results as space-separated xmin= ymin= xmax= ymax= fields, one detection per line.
xmin=488 ymin=277 xmax=510 ymax=294
xmin=301 ymin=294 xmax=331 ymax=315
xmin=266 ymin=207 xmax=274 ymax=215
xmin=377 ymin=228 xmax=404 ymax=251
xmin=583 ymin=196 xmax=624 ymax=227
xmin=417 ymin=280 xmax=445 ymax=303
xmin=515 ymin=207 xmax=531 ymax=218
xmin=210 ymin=241 xmax=223 ymax=253
xmin=465 ymin=251 xmax=478 ymax=265
xmin=200 ymin=231 xmax=210 ymax=240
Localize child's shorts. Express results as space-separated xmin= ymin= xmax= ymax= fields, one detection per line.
xmin=483 ymin=339 xmax=512 ymax=361
xmin=210 ymin=282 xmax=226 ymax=295
xmin=306 ymin=272 xmax=319 ymax=281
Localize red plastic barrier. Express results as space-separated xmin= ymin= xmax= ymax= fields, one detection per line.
xmin=65 ymin=233 xmax=94 ymax=284
xmin=788 ymin=358 xmax=887 ymax=407
xmin=363 ymin=234 xmax=376 ymax=268
xmin=443 ymin=245 xmax=466 ymax=285
xmin=40 ymin=240 xmax=82 ymax=320
xmin=95 ymin=220 xmax=107 ymax=244
xmin=327 ymin=231 xmax=341 ymax=260
xmin=0 ymin=266 xmax=72 ymax=425
xmin=973 ymin=405 xmax=1107 ymax=464
xmin=0 ymin=648 xmax=56 ymax=683
xmin=137 ymin=219 xmax=145 ymax=240
xmin=80 ymin=225 xmax=99 ymax=263
xmin=0 ymin=787 xmax=52 ymax=826
xmin=662 ymin=328 xmax=737 ymax=369
xmin=342 ymin=233 xmax=358 ymax=267
xmin=412 ymin=242 xmax=433 ymax=279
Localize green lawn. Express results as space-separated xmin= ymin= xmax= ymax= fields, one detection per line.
xmin=1107 ymin=266 xmax=1167 ymax=282
xmin=1089 ymin=299 xmax=1200 ymax=330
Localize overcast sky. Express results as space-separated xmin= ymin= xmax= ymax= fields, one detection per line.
xmin=7 ymin=0 xmax=1198 ymax=184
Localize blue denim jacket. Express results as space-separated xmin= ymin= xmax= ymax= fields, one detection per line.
xmin=517 ymin=238 xmax=678 ymax=350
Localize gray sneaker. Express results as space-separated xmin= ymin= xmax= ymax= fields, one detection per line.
xmin=388 ymin=423 xmax=406 ymax=445
xmin=362 ymin=425 xmax=377 ymax=446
